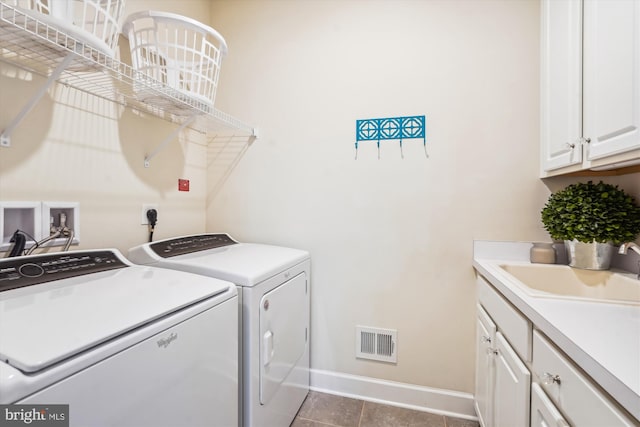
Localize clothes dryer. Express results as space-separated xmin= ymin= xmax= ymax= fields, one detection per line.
xmin=128 ymin=234 xmax=310 ymax=427
xmin=0 ymin=249 xmax=238 ymax=427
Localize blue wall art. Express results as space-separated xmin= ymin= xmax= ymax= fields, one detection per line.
xmin=355 ymin=115 xmax=427 ymax=159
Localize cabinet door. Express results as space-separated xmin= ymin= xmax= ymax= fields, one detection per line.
xmin=540 ymin=0 xmax=583 ymax=172
xmin=531 ymin=383 xmax=569 ymax=427
xmin=583 ymin=0 xmax=640 ymax=160
xmin=475 ymin=305 xmax=496 ymax=427
xmin=494 ymin=332 xmax=531 ymax=427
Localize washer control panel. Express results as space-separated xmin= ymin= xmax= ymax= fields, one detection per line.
xmin=150 ymin=234 xmax=237 ymax=258
xmin=0 ymin=251 xmax=127 ymax=292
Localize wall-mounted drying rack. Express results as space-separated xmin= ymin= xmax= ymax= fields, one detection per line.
xmin=0 ymin=2 xmax=257 ymax=166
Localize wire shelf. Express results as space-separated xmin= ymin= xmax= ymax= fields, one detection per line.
xmin=0 ymin=2 xmax=255 ymax=137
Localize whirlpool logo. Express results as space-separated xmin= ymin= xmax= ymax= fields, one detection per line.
xmin=1 ymin=405 xmax=68 ymax=426
xmin=156 ymin=332 xmax=178 ymax=349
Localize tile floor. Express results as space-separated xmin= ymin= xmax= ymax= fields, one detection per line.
xmin=291 ymin=391 xmax=479 ymax=427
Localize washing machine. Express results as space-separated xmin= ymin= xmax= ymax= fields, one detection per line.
xmin=128 ymin=233 xmax=310 ymax=427
xmin=0 ymin=249 xmax=238 ymax=427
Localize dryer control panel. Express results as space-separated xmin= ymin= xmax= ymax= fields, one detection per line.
xmin=150 ymin=234 xmax=237 ymax=258
xmin=0 ymin=251 xmax=127 ymax=292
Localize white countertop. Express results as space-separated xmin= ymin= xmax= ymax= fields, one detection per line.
xmin=472 ymin=240 xmax=640 ymax=422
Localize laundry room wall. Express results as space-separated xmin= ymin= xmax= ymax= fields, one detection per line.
xmin=0 ymin=0 xmax=214 ymax=252
xmin=2 ymin=0 xmax=639 ymax=409
xmin=206 ymin=0 xmax=640 ymax=400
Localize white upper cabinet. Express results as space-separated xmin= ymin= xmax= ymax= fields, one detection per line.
xmin=583 ymin=0 xmax=640 ymax=160
xmin=540 ymin=0 xmax=640 ymax=176
xmin=540 ymin=0 xmax=583 ymax=171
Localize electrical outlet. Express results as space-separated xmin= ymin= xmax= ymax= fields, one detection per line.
xmin=141 ymin=204 xmax=159 ymax=225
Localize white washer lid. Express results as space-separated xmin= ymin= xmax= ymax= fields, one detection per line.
xmin=130 ymin=241 xmax=309 ymax=286
xmin=0 ymin=265 xmax=232 ymax=373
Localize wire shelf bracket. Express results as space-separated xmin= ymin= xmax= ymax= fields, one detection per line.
xmin=0 ymin=2 xmax=257 ymax=156
xmin=144 ymin=115 xmax=196 ymax=168
xmin=1 ymin=52 xmax=75 ymax=147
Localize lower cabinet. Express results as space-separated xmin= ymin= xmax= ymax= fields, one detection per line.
xmin=475 ymin=277 xmax=531 ymax=427
xmin=532 ymin=330 xmax=636 ymax=427
xmin=531 ymin=383 xmax=569 ymax=427
xmin=475 ymin=275 xmax=638 ymax=427
xmin=494 ymin=332 xmax=530 ymax=427
xmin=474 ymin=305 xmax=496 ymax=427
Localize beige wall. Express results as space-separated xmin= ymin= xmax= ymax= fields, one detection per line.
xmin=0 ymin=0 xmax=214 ymax=251
xmin=207 ymin=0 xmax=640 ymax=395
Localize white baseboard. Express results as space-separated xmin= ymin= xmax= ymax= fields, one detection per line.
xmin=310 ymin=369 xmax=478 ymax=421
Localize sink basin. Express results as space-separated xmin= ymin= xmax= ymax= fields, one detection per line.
xmin=498 ymin=263 xmax=640 ymax=305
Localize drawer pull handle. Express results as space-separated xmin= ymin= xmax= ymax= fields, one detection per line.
xmin=481 ymin=335 xmax=492 ymax=344
xmin=543 ymin=372 xmax=562 ymax=385
xmin=486 ymin=348 xmax=498 ymax=356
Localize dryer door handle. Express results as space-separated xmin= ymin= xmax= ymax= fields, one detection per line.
xmin=263 ymin=330 xmax=274 ymax=367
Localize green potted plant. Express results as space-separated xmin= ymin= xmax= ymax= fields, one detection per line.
xmin=541 ymin=180 xmax=640 ymax=270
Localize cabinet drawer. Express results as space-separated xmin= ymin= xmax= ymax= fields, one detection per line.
xmin=532 ymin=330 xmax=636 ymax=427
xmin=477 ymin=275 xmax=532 ymax=362
xmin=477 ymin=304 xmax=496 ymax=345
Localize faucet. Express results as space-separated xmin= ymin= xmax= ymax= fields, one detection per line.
xmin=618 ymin=242 xmax=640 ymax=256
xmin=618 ymin=242 xmax=640 ymax=279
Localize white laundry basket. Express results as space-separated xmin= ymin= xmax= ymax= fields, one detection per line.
xmin=8 ymin=0 xmax=125 ymax=59
xmin=123 ymin=11 xmax=228 ymax=115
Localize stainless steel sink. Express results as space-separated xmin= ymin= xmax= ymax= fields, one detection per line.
xmin=498 ymin=263 xmax=640 ymax=305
